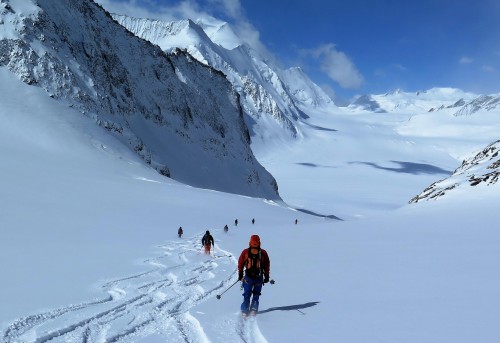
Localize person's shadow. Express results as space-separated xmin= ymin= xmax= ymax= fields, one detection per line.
xmin=258 ymin=302 xmax=319 ymax=315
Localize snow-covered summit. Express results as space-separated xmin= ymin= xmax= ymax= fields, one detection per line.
xmin=197 ymin=19 xmax=242 ymax=50
xmin=113 ymin=14 xmax=336 ymax=141
xmin=0 ymin=0 xmax=279 ymax=199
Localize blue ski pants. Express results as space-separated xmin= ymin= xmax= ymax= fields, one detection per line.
xmin=241 ymin=275 xmax=263 ymax=312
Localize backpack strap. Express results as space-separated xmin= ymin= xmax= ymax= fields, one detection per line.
xmin=245 ymin=248 xmax=262 ymax=277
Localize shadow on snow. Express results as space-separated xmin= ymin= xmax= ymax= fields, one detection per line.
xmin=350 ymin=160 xmax=452 ymax=175
xmin=259 ymin=302 xmax=320 ymax=315
xmin=295 ymin=162 xmax=337 ymax=168
xmin=295 ymin=208 xmax=342 ymax=220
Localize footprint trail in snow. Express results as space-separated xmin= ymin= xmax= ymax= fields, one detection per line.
xmin=1 ymin=234 xmax=266 ymax=342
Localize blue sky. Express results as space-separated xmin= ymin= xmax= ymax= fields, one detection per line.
xmin=98 ymin=0 xmax=500 ymax=100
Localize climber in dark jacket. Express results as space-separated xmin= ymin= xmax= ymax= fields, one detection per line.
xmin=201 ymin=230 xmax=214 ymax=254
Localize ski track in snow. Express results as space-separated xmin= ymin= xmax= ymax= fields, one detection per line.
xmin=1 ymin=234 xmax=267 ymax=342
xmin=236 ymin=316 xmax=268 ymax=343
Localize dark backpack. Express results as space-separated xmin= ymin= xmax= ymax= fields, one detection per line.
xmin=202 ymin=234 xmax=212 ymax=246
xmin=245 ymin=248 xmax=262 ymax=279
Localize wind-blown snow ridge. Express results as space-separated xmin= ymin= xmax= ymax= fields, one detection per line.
xmin=410 ymin=140 xmax=500 ymax=202
xmin=0 ymin=0 xmax=279 ymax=199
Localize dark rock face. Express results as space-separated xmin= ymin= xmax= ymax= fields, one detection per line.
xmin=410 ymin=140 xmax=500 ymax=203
xmin=0 ymin=0 xmax=280 ymax=199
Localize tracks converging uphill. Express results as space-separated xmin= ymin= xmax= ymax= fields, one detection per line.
xmin=2 ymin=235 xmax=243 ymax=342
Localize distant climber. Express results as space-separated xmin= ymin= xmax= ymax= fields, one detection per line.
xmin=178 ymin=226 xmax=183 ymax=238
xmin=224 ymin=224 xmax=229 ymax=233
xmin=201 ymin=230 xmax=214 ymax=255
xmin=235 ymin=219 xmax=238 ymax=226
xmin=252 ymin=218 xmax=255 ymax=225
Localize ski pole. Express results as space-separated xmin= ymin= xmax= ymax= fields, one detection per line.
xmin=216 ymin=279 xmax=240 ymax=299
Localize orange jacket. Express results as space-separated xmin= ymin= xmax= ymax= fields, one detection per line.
xmin=238 ymin=248 xmax=270 ymax=278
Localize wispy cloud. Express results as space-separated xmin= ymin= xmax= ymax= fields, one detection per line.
xmin=481 ymin=65 xmax=496 ymax=73
xmin=96 ymin=0 xmax=272 ymax=59
xmin=393 ymin=63 xmax=407 ymax=71
xmin=304 ymin=44 xmax=364 ymax=89
xmin=208 ymin=0 xmax=243 ymax=18
xmin=97 ymin=1 xmax=363 ymax=90
xmin=459 ymin=56 xmax=474 ymax=64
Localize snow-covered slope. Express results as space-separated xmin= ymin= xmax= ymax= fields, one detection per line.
xmin=349 ymin=88 xmax=477 ymax=114
xmin=410 ymin=140 xmax=500 ymax=202
xmin=350 ymin=88 xmax=500 ymax=119
xmin=280 ymin=66 xmax=333 ymax=109
xmin=2 ymin=64 xmax=500 ymax=343
xmin=0 ymin=0 xmax=278 ymax=199
xmin=2 ymin=2 xmax=500 ymax=342
xmin=113 ymin=15 xmax=335 ymax=142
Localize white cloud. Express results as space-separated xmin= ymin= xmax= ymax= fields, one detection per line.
xmin=481 ymin=65 xmax=496 ymax=73
xmin=459 ymin=56 xmax=474 ymax=64
xmin=394 ymin=63 xmax=406 ymax=71
xmin=96 ymin=0 xmax=273 ymax=59
xmin=306 ymin=44 xmax=364 ymax=89
xmin=208 ymin=0 xmax=243 ymax=18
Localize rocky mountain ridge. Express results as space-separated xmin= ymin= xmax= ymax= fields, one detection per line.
xmin=113 ymin=14 xmax=335 ymax=140
xmin=410 ymin=140 xmax=500 ymax=202
xmin=0 ymin=0 xmax=279 ymax=199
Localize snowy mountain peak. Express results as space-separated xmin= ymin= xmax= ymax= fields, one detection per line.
xmin=114 ymin=14 xmax=336 ymax=142
xmin=196 ymin=19 xmax=242 ymax=50
xmin=0 ymin=0 xmax=279 ymax=199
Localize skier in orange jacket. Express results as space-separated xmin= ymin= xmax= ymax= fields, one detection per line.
xmin=237 ymin=235 xmax=270 ymax=315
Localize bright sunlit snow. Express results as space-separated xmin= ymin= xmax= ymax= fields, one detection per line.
xmin=2 ymin=58 xmax=499 ymax=343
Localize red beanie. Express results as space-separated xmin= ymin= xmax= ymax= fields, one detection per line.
xmin=249 ymin=235 xmax=260 ymax=247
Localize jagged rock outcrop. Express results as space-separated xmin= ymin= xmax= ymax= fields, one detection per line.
xmin=410 ymin=140 xmax=500 ymax=202
xmin=453 ymin=95 xmax=500 ymax=116
xmin=0 ymin=0 xmax=279 ymax=199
